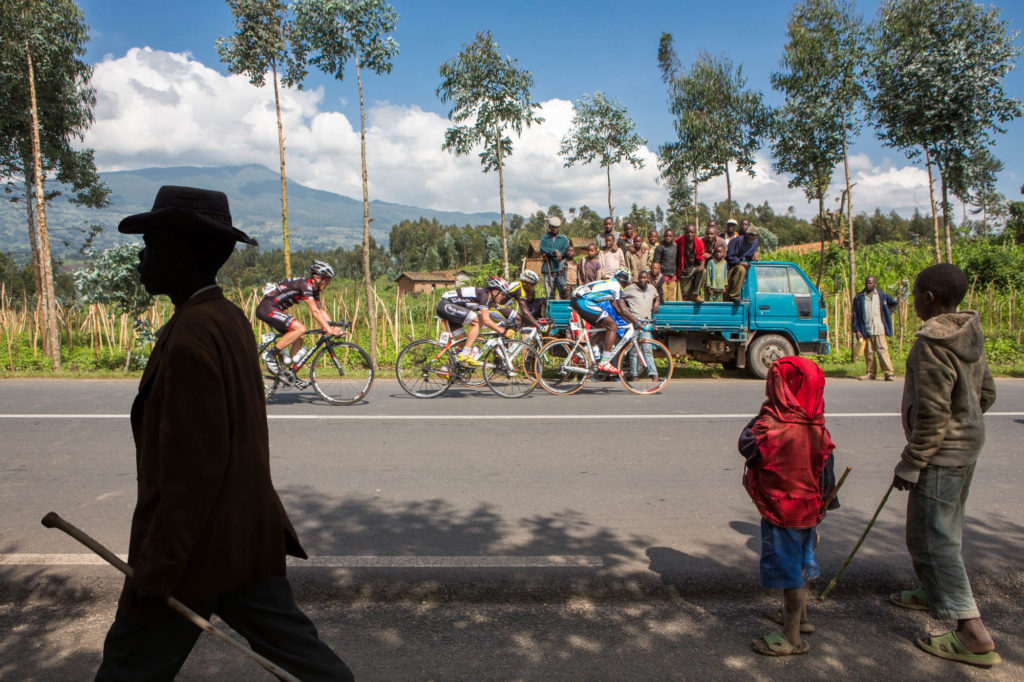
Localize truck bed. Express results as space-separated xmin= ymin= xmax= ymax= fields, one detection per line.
xmin=547 ymin=300 xmax=749 ymax=336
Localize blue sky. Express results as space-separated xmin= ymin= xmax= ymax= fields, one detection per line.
xmin=77 ymin=0 xmax=1024 ymax=220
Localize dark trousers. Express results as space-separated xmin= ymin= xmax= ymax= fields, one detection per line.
xmin=96 ymin=576 xmax=354 ymax=682
xmin=678 ymin=267 xmax=705 ymax=301
xmin=725 ymin=265 xmax=748 ymax=301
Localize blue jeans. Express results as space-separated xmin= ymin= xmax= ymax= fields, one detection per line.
xmin=905 ymin=463 xmax=980 ymax=620
xmin=627 ymin=330 xmax=657 ymax=377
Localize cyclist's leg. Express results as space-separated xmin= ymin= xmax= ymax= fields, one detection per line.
xmin=278 ymin=320 xmax=305 ymax=355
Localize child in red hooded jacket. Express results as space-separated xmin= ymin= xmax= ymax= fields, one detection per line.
xmin=739 ymin=356 xmax=837 ymax=657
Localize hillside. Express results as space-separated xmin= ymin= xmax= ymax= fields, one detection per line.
xmin=0 ymin=165 xmax=502 ymax=257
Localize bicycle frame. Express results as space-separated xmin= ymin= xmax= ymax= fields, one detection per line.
xmin=557 ymin=324 xmax=638 ymax=378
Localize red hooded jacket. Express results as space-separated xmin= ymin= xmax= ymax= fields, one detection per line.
xmin=742 ymin=357 xmax=835 ymax=529
xmin=673 ymin=233 xmax=705 ymax=276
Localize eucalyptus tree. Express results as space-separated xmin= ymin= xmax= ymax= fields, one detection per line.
xmin=871 ymin=0 xmax=1022 ymax=262
xmin=1 ymin=0 xmax=108 ymax=369
xmin=657 ymin=35 xmax=769 ymax=220
xmin=217 ymin=0 xmax=306 ymax=277
xmin=772 ymin=0 xmax=866 ymax=294
xmin=292 ymin=0 xmax=399 ymax=365
xmin=559 ymin=91 xmax=646 ymax=219
xmin=436 ymin=31 xmax=543 ymax=278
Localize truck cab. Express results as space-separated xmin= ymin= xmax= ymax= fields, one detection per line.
xmin=547 ymin=261 xmax=829 ymax=379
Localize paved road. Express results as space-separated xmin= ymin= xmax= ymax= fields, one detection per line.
xmin=1 ymin=378 xmax=1022 ymax=680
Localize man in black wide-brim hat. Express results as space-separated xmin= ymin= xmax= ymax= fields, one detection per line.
xmin=96 ymin=186 xmax=354 ymax=681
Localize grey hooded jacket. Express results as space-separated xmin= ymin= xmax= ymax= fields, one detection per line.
xmin=896 ymin=311 xmax=996 ymax=483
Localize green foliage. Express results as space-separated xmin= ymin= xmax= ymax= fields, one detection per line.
xmin=216 ymin=0 xmax=306 ymax=88
xmin=73 ymin=243 xmax=155 ymax=344
xmin=292 ymin=0 xmax=399 ymax=79
xmin=0 ymin=0 xmax=110 ymax=209
xmin=657 ymin=37 xmax=770 ymax=211
xmin=559 ymin=91 xmax=645 ymax=217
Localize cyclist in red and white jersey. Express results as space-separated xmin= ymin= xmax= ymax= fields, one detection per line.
xmin=256 ymin=260 xmax=343 ymax=368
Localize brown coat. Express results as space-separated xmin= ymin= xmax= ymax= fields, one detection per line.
xmin=122 ymin=287 xmax=304 ymax=609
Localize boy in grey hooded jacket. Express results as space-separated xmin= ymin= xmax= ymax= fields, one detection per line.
xmin=890 ymin=263 xmax=1000 ymax=668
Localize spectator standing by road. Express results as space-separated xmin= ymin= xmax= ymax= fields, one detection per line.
xmin=741 ymin=356 xmax=837 ymax=657
xmin=625 ymin=233 xmax=649 ymax=281
xmin=705 ymin=243 xmax=728 ymax=301
xmin=675 ymin=224 xmax=706 ymax=302
xmin=540 ymin=216 xmax=569 ymax=299
xmin=724 ymin=226 xmax=759 ymax=302
xmin=653 ymin=229 xmax=679 ymax=302
xmin=645 ymin=230 xmax=659 ymax=271
xmin=852 ymin=275 xmax=899 ymax=381
xmin=617 ymin=221 xmax=637 ymax=253
xmin=724 ymin=218 xmax=739 ymax=244
xmin=558 ymin=245 xmax=582 ymax=298
xmin=703 ymin=223 xmax=726 ymax=262
xmin=97 ymin=186 xmax=354 ymax=681
xmin=623 ymin=270 xmax=660 ymax=379
xmin=598 ymin=233 xmax=626 ymax=278
xmin=596 ymin=216 xmax=618 ymax=250
xmin=650 ymin=261 xmax=666 ymax=303
xmin=889 ymin=263 xmax=1001 ymax=669
xmin=581 ymin=243 xmax=602 ymax=284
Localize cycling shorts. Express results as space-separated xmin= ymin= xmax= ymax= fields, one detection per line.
xmin=436 ymin=299 xmax=478 ymax=331
xmin=256 ymin=300 xmax=298 ymax=334
xmin=570 ymin=298 xmax=626 ymax=329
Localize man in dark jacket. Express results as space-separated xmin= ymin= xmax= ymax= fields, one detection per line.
xmin=852 ymin=275 xmax=899 ymax=380
xmin=724 ymin=226 xmax=759 ymax=301
xmin=96 ymin=186 xmax=353 ymax=681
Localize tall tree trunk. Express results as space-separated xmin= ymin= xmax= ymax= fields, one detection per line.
xmin=24 ymin=177 xmax=42 ymax=311
xmin=497 ymin=131 xmax=508 ymax=279
xmin=816 ymin=194 xmax=825 ymax=290
xmin=724 ymin=162 xmax=732 ymax=219
xmin=841 ymin=122 xmax=856 ymax=357
xmin=693 ymin=174 xmax=699 ymax=227
xmin=606 ymin=164 xmax=613 ymax=219
xmin=272 ymin=62 xmax=291 ymax=278
xmin=356 ymin=61 xmax=377 ymax=365
xmin=925 ymin=148 xmax=941 ymax=263
xmin=25 ymin=41 xmax=60 ymax=370
xmin=940 ymin=170 xmax=952 ymax=263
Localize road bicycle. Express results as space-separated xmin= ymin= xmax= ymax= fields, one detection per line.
xmin=395 ymin=322 xmax=541 ymax=399
xmin=536 ymin=316 xmax=673 ymax=396
xmin=258 ymin=321 xmax=374 ymax=405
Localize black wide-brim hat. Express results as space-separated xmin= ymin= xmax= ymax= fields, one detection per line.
xmin=118 ymin=185 xmax=258 ymax=246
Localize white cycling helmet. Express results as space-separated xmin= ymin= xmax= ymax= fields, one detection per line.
xmin=519 ymin=269 xmax=539 ymax=284
xmin=310 ymin=260 xmax=335 ymax=278
xmin=612 ymin=268 xmax=631 ymax=285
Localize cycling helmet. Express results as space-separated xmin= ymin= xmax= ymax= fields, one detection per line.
xmin=310 ymin=260 xmax=335 ymax=278
xmin=612 ymin=268 xmax=631 ymax=285
xmin=519 ymin=269 xmax=539 ymax=285
xmin=485 ymin=275 xmax=511 ymax=294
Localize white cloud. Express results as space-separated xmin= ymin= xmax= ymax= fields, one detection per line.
xmin=84 ymin=48 xmax=956 ymax=221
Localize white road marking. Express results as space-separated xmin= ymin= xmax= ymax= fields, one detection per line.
xmin=1 ymin=412 xmax=1023 ymax=420
xmin=0 ymin=554 xmax=603 ymax=568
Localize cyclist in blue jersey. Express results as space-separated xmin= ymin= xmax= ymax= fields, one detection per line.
xmin=256 ymin=260 xmax=343 ymax=369
xmin=570 ymin=268 xmax=640 ymax=374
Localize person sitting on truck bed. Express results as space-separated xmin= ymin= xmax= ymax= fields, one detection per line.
xmin=724 ymin=225 xmax=760 ymax=302
xmin=570 ymin=269 xmax=640 ymax=375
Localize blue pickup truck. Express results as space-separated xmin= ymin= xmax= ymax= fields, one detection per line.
xmin=546 ymin=261 xmax=829 ymax=379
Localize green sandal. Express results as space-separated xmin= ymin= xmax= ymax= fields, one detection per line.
xmin=916 ymin=631 xmax=1001 ymax=668
xmin=751 ymin=631 xmax=809 ymax=656
xmin=890 ymin=588 xmax=929 ymax=611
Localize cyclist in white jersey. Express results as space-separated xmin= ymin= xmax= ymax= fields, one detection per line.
xmin=570 ymin=268 xmax=640 ymax=373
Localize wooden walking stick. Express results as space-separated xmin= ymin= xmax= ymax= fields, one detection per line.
xmin=818 ymin=482 xmax=896 ymax=601
xmin=41 ymin=512 xmax=300 ymax=682
xmin=821 ymin=466 xmax=852 ymax=516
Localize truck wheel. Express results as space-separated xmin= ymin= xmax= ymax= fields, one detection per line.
xmin=746 ymin=334 xmax=795 ymax=379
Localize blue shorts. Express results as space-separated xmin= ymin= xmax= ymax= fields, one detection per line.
xmin=571 ymin=298 xmax=627 ymax=329
xmin=759 ymin=518 xmax=820 ymax=589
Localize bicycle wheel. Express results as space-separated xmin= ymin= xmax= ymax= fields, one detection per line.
xmin=396 ymin=339 xmax=456 ymax=398
xmin=258 ymin=337 xmax=281 ymax=400
xmin=617 ymin=338 xmax=673 ymax=395
xmin=482 ymin=340 xmax=540 ymax=398
xmin=310 ymin=341 xmax=375 ymax=405
xmin=536 ymin=339 xmax=591 ymax=396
